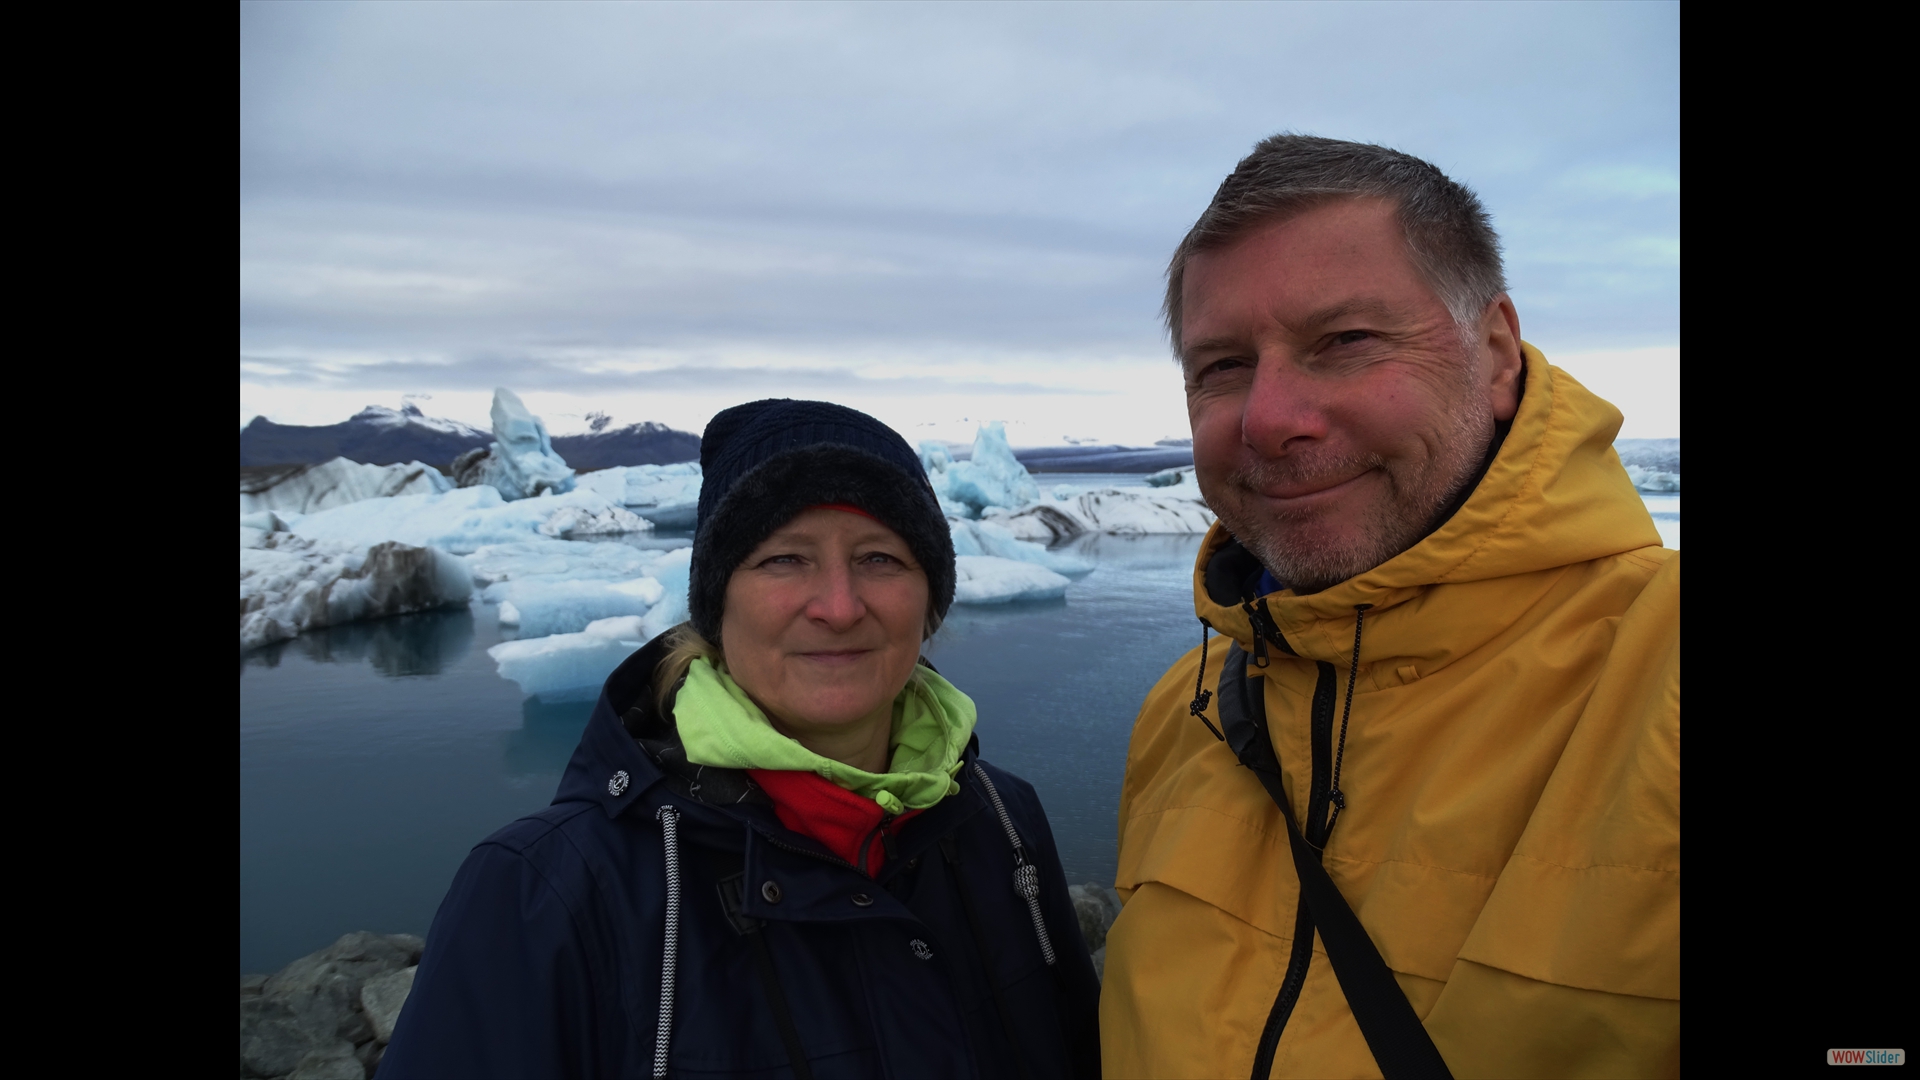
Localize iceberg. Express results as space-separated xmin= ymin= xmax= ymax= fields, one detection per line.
xmin=240 ymin=458 xmax=454 ymax=516
xmin=537 ymin=503 xmax=653 ymax=538
xmin=289 ymin=486 xmax=647 ymax=555
xmin=923 ymin=424 xmax=1040 ymax=518
xmin=948 ymin=518 xmax=1093 ymax=575
xmin=487 ymin=615 xmax=654 ymax=701
xmin=1143 ymin=466 xmax=1193 ymax=488
xmin=1625 ymin=465 xmax=1681 ymax=494
xmin=573 ymin=462 xmax=704 ymax=528
xmin=991 ymin=487 xmax=1215 ymax=542
xmin=449 ymin=388 xmax=577 ymax=501
xmin=485 ymin=547 xmax=691 ymax=639
xmin=240 ymin=521 xmax=472 ymax=653
xmin=953 ymin=555 xmax=1071 ymax=604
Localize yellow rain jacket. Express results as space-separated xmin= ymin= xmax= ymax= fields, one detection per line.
xmin=1104 ymin=345 xmax=1679 ymax=1078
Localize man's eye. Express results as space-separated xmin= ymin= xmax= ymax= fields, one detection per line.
xmin=1196 ymin=356 xmax=1250 ymax=380
xmin=1332 ymin=330 xmax=1371 ymax=346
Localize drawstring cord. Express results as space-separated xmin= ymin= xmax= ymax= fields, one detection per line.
xmin=1190 ymin=619 xmax=1223 ymax=741
xmin=1324 ymin=604 xmax=1372 ymax=837
xmin=652 ymin=805 xmax=682 ymax=1079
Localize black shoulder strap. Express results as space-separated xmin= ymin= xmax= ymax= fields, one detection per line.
xmin=1217 ymin=643 xmax=1453 ymax=1080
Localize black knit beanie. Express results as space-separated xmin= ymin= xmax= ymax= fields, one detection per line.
xmin=689 ymin=399 xmax=956 ymax=643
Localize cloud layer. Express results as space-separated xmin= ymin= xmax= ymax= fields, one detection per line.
xmin=241 ymin=2 xmax=1679 ymax=438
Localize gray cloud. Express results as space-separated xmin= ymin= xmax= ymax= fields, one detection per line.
xmin=241 ymin=1 xmax=1679 ymax=385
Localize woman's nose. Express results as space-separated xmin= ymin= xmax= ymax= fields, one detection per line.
xmin=805 ymin=565 xmax=867 ymax=628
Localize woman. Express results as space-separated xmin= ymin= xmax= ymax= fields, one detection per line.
xmin=380 ymin=399 xmax=1101 ymax=1078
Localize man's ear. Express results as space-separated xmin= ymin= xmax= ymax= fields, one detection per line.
xmin=1481 ymin=295 xmax=1524 ymax=422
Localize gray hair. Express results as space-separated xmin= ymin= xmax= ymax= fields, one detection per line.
xmin=1164 ymin=134 xmax=1507 ymax=358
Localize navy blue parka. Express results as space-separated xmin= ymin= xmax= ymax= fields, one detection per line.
xmin=379 ymin=633 xmax=1102 ymax=1079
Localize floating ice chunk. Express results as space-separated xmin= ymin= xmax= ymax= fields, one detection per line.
xmin=449 ymin=388 xmax=576 ymax=501
xmin=1143 ymin=466 xmax=1192 ymax=488
xmin=952 ymin=555 xmax=1071 ymax=604
xmin=240 ymin=458 xmax=453 ymax=516
xmin=462 ymin=539 xmax=665 ymax=587
xmin=537 ymin=503 xmax=652 ymax=538
xmin=994 ymin=488 xmax=1215 ymax=541
xmin=949 ymin=518 xmax=1093 ymax=575
xmin=290 ymin=486 xmax=644 ymax=555
xmin=488 ymin=615 xmax=652 ymax=701
xmin=1052 ymin=484 xmax=1076 ymax=501
xmin=576 ymin=462 xmax=704 ymax=528
xmin=1625 ymin=465 xmax=1681 ymax=494
xmin=484 ymin=576 xmax=669 ymax=639
xmin=942 ymin=423 xmax=1041 ymax=517
xmin=644 ymin=547 xmax=693 ymax=630
xmin=240 ymin=533 xmax=473 ymax=653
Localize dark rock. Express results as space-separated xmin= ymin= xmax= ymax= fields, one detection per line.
xmin=243 ymin=933 xmax=424 ymax=1078
xmin=241 ymin=995 xmax=321 ymax=1077
xmin=1069 ymin=882 xmax=1123 ymax=954
xmin=241 ymin=974 xmax=270 ymax=996
xmin=551 ymin=421 xmax=702 ymax=470
xmin=360 ymin=966 xmax=417 ymax=1044
xmin=287 ymin=1042 xmax=365 ymax=1080
xmin=355 ymin=1040 xmax=385 ymax=1077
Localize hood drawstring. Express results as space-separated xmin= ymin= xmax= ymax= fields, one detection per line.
xmin=652 ymin=805 xmax=682 ymax=1078
xmin=971 ymin=762 xmax=1057 ymax=967
xmin=1190 ymin=619 xmax=1224 ymax=741
xmin=1324 ymin=604 xmax=1372 ymax=838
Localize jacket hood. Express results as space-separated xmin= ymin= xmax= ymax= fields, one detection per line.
xmin=1193 ymin=343 xmax=1663 ymax=666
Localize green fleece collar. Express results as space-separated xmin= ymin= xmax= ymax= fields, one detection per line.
xmin=676 ymin=657 xmax=976 ymax=814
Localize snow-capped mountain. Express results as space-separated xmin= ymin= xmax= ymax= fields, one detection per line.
xmin=240 ymin=402 xmax=699 ymax=470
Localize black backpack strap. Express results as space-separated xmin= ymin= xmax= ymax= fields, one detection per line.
xmin=1217 ymin=642 xmax=1453 ymax=1080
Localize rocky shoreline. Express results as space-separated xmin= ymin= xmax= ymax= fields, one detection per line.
xmin=240 ymin=884 xmax=1123 ymax=1079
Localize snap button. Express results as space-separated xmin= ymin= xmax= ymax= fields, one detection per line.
xmin=607 ymin=770 xmax=630 ymax=797
xmin=911 ymin=939 xmax=934 ymax=960
xmin=851 ymin=893 xmax=874 ymax=907
xmin=761 ymin=881 xmax=782 ymax=903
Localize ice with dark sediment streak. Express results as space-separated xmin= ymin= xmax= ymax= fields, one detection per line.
xmin=240 ymin=516 xmax=472 ymax=653
xmin=240 ymin=457 xmax=453 ymax=516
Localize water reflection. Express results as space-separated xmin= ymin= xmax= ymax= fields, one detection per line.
xmin=242 ymin=606 xmax=476 ymax=677
xmin=503 ymin=695 xmax=595 ymax=776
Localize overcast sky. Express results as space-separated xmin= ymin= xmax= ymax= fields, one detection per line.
xmin=240 ymin=1 xmax=1679 ymax=444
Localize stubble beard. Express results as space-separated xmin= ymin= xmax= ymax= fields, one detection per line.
xmin=1214 ymin=385 xmax=1495 ymax=596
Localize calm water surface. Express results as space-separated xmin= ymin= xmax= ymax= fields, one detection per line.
xmin=240 ymin=523 xmax=1204 ymax=974
xmin=240 ymin=483 xmax=1677 ymax=974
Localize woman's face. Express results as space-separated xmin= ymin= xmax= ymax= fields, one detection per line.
xmin=720 ymin=507 xmax=930 ymax=739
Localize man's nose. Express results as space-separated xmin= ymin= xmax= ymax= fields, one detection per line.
xmin=805 ymin=564 xmax=867 ymax=629
xmin=1240 ymin=357 xmax=1328 ymax=455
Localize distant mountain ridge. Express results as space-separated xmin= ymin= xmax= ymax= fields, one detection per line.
xmin=240 ymin=403 xmax=700 ymax=470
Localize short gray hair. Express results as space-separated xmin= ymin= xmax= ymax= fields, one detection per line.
xmin=1164 ymin=134 xmax=1507 ymax=357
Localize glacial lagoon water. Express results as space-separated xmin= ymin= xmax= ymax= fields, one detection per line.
xmin=239 ymin=484 xmax=1678 ymax=974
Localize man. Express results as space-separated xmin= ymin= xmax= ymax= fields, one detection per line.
xmin=1102 ymin=135 xmax=1678 ymax=1078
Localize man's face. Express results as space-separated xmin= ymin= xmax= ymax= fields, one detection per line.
xmin=1180 ymin=197 xmax=1523 ymax=594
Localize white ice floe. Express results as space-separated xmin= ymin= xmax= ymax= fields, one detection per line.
xmin=289 ymin=486 xmax=646 ymax=555
xmin=573 ymin=462 xmax=703 ymax=528
xmin=1625 ymin=465 xmax=1681 ymax=494
xmin=537 ymin=503 xmax=653 ymax=538
xmin=452 ymin=388 xmax=577 ymax=501
xmin=948 ymin=518 xmax=1093 ymax=575
xmin=240 ymin=458 xmax=453 ymax=516
xmin=923 ymin=423 xmax=1041 ymax=518
xmin=464 ymin=539 xmax=660 ymax=587
xmin=487 ymin=615 xmax=653 ymax=701
xmin=989 ymin=487 xmax=1216 ymax=542
xmin=952 ymin=555 xmax=1072 ymax=604
xmin=484 ymin=547 xmax=691 ymax=639
xmin=240 ymin=521 xmax=472 ymax=653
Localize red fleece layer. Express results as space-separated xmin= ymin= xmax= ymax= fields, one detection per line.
xmin=749 ymin=769 xmax=922 ymax=876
